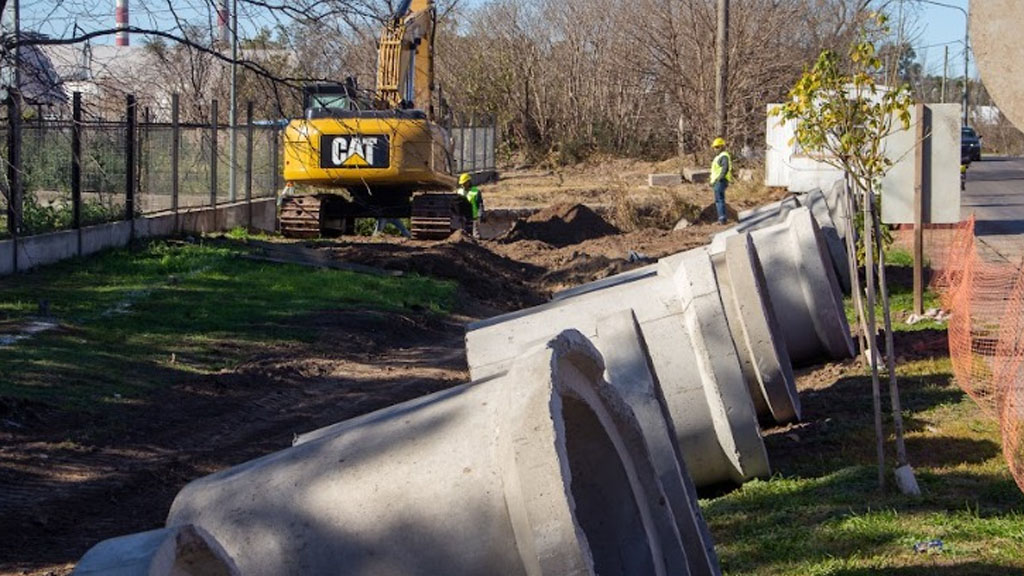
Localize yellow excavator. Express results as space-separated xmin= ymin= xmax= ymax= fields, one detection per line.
xmin=279 ymin=0 xmax=463 ymax=239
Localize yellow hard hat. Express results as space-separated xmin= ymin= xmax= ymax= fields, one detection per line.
xmin=459 ymin=173 xmax=472 ymax=185
xmin=712 ymin=137 xmax=726 ymax=148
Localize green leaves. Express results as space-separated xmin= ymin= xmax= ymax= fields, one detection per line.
xmin=772 ymin=18 xmax=912 ymax=192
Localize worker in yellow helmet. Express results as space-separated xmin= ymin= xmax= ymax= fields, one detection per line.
xmin=709 ymin=137 xmax=733 ymax=224
xmin=456 ymin=172 xmax=484 ymax=238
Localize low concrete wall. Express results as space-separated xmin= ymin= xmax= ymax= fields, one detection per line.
xmin=0 ymin=199 xmax=276 ymax=276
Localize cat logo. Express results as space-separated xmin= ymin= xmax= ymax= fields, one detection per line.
xmin=320 ymin=135 xmax=390 ymax=169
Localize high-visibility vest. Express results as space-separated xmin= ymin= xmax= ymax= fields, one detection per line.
xmin=710 ymin=151 xmax=733 ymax=184
xmin=458 ymin=186 xmax=482 ymax=219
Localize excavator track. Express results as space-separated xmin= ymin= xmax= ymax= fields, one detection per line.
xmin=410 ymin=193 xmax=467 ymax=240
xmin=278 ymin=195 xmax=323 ymax=239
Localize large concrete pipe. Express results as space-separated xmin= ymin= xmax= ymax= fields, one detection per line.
xmin=735 ymin=185 xmax=851 ymax=292
xmin=707 ymin=235 xmax=799 ymax=424
xmin=73 ymin=525 xmax=239 ymax=576
xmin=971 ymin=2 xmax=1024 ymax=132
xmin=715 ymin=207 xmax=854 ymax=365
xmin=552 ymin=263 xmax=657 ymax=301
xmin=151 ymin=331 xmax=693 ymax=576
xmin=595 ymin=310 xmax=721 ymax=576
xmin=467 ymin=251 xmax=770 ymax=487
xmin=550 ymin=240 xmax=800 ymax=426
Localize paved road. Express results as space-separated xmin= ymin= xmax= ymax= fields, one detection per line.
xmin=962 ymin=156 xmax=1024 ymax=262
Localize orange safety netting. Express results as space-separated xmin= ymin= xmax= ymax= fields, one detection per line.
xmin=928 ymin=215 xmax=1024 ymax=491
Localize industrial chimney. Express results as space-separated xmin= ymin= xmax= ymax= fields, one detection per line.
xmin=115 ymin=0 xmax=129 ymax=46
xmin=217 ymin=0 xmax=230 ymax=45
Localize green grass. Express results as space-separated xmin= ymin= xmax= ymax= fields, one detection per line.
xmin=845 ymin=258 xmax=946 ymax=333
xmin=702 ymin=353 xmax=1024 ymax=573
xmin=0 ymin=240 xmax=456 ymax=411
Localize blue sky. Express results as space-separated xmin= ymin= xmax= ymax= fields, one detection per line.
xmin=18 ymin=0 xmax=975 ymax=79
xmin=902 ymin=0 xmax=973 ymax=77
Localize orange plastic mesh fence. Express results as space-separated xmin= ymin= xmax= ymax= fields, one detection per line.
xmin=930 ymin=215 xmax=1024 ymax=492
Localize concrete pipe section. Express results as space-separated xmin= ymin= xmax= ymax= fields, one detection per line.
xmin=551 ymin=244 xmax=800 ymax=426
xmin=715 ymin=207 xmax=854 ymax=366
xmin=972 ymin=2 xmax=1024 ymax=133
xmin=734 ymin=185 xmax=851 ymax=293
xmin=595 ymin=309 xmax=721 ymax=576
xmin=107 ymin=330 xmax=691 ymax=576
xmin=708 ymin=235 xmax=800 ymax=424
xmin=73 ymin=525 xmax=240 ymax=576
xmin=467 ymin=251 xmax=770 ymax=488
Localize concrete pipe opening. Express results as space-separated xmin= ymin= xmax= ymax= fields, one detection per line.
xmin=563 ymin=394 xmax=658 ymax=576
xmin=505 ymin=333 xmax=683 ymax=576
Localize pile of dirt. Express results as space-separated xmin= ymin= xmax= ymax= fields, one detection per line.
xmin=490 ymin=226 xmax=719 ymax=294
xmin=696 ymin=202 xmax=740 ymax=223
xmin=325 ymin=235 xmax=548 ymax=312
xmin=502 ymin=203 xmax=620 ymax=247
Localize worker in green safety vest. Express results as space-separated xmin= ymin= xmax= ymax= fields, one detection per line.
xmin=456 ymin=172 xmax=484 ymax=237
xmin=709 ymin=137 xmax=733 ymax=224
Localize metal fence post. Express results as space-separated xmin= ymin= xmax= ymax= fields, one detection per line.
xmin=71 ymin=92 xmax=82 ymax=254
xmin=210 ymin=99 xmax=218 ymax=208
xmin=245 ymin=101 xmax=254 ymax=229
xmin=456 ymin=122 xmax=464 ymax=174
xmin=6 ymin=92 xmax=22 ymax=270
xmin=470 ymin=115 xmax=478 ymax=177
xmin=171 ymin=93 xmax=180 ymax=231
xmin=125 ymin=94 xmax=136 ymax=239
xmin=141 ymin=106 xmax=150 ymax=205
xmin=271 ymin=126 xmax=280 ymax=193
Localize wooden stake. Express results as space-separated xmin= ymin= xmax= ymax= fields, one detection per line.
xmin=913 ymin=103 xmax=926 ymax=315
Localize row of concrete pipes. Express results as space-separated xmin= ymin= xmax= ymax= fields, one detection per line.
xmin=74 ymin=181 xmax=854 ymax=576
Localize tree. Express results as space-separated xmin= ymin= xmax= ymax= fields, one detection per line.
xmin=772 ymin=13 xmax=917 ymax=493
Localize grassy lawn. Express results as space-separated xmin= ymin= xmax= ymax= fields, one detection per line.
xmin=0 ymin=240 xmax=456 ymax=412
xmin=703 ymin=356 xmax=1024 ymax=575
xmin=704 ymin=258 xmax=1024 ymax=575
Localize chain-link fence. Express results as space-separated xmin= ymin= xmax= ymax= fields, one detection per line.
xmin=1 ymin=93 xmax=283 ymax=239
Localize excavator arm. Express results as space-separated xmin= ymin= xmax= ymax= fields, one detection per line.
xmin=376 ymin=0 xmax=437 ymax=119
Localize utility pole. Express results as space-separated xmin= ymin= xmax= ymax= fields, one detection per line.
xmin=962 ymin=7 xmax=970 ymax=126
xmin=941 ymin=45 xmax=948 ymax=103
xmin=228 ymin=0 xmax=238 ymax=202
xmin=714 ymin=0 xmax=728 ymax=138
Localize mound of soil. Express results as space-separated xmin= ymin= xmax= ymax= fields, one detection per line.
xmin=326 ymin=235 xmax=547 ymax=312
xmin=696 ymin=202 xmax=740 ymax=223
xmin=502 ymin=203 xmax=620 ymax=247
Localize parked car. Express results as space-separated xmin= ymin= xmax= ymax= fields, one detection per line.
xmin=961 ymin=126 xmax=982 ymax=162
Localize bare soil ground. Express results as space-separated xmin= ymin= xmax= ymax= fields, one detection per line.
xmin=0 ymin=164 xmax=894 ymax=575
